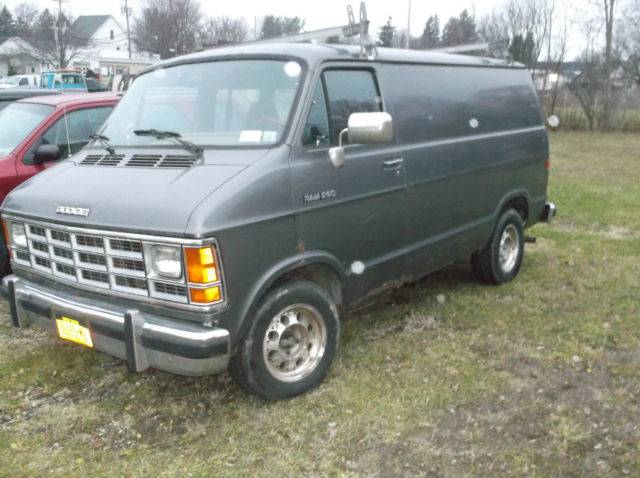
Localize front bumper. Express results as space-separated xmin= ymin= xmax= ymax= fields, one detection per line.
xmin=1 ymin=274 xmax=230 ymax=376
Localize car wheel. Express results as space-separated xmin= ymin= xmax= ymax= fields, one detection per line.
xmin=229 ymin=280 xmax=340 ymax=400
xmin=472 ymin=208 xmax=525 ymax=284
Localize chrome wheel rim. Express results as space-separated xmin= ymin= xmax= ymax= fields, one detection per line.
xmin=499 ymin=224 xmax=520 ymax=273
xmin=263 ymin=304 xmax=327 ymax=383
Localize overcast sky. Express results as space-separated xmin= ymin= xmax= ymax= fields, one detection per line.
xmin=2 ymin=0 xmax=591 ymax=57
xmin=2 ymin=0 xmax=500 ymax=37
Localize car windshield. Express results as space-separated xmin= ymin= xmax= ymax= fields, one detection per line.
xmin=100 ymin=59 xmax=303 ymax=148
xmin=0 ymin=102 xmax=54 ymax=155
xmin=3 ymin=77 xmax=21 ymax=85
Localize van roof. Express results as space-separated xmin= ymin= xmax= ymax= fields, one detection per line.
xmin=149 ymin=42 xmax=522 ymax=73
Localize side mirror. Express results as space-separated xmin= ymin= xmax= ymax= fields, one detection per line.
xmin=347 ymin=112 xmax=394 ymax=145
xmin=327 ymin=112 xmax=394 ymax=169
xmin=33 ymin=144 xmax=60 ymax=164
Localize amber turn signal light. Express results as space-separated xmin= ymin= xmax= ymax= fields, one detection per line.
xmin=1 ymin=221 xmax=11 ymax=258
xmin=189 ymin=286 xmax=221 ymax=304
xmin=185 ymin=245 xmax=219 ymax=284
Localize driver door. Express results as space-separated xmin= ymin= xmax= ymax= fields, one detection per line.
xmin=290 ymin=67 xmax=409 ymax=301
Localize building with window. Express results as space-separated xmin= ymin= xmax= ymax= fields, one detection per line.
xmin=71 ymin=15 xmax=157 ymax=82
xmin=0 ymin=37 xmax=48 ymax=77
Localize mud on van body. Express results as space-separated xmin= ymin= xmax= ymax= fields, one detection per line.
xmin=1 ymin=43 xmax=556 ymax=399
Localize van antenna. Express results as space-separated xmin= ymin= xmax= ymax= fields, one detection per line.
xmin=62 ymin=105 xmax=72 ymax=158
xmin=248 ymin=2 xmax=377 ymax=60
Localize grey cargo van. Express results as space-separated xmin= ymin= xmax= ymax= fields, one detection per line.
xmin=1 ymin=43 xmax=556 ymax=399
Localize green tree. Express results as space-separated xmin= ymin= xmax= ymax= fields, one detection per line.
xmin=0 ymin=6 xmax=17 ymax=40
xmin=508 ymin=31 xmax=536 ymax=67
xmin=259 ymin=16 xmax=304 ymax=39
xmin=377 ymin=16 xmax=395 ymax=47
xmin=419 ymin=15 xmax=440 ymax=49
xmin=442 ymin=9 xmax=477 ymax=47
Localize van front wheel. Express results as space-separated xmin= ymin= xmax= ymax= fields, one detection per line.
xmin=229 ymin=280 xmax=340 ymax=400
xmin=472 ymin=208 xmax=525 ymax=284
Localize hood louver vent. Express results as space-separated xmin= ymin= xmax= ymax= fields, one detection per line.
xmin=158 ymin=155 xmax=199 ymax=168
xmin=80 ymin=154 xmax=125 ymax=166
xmin=126 ymin=154 xmax=162 ymax=167
xmin=79 ymin=153 xmax=198 ymax=169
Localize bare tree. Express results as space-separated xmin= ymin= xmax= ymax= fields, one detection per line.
xmin=479 ymin=0 xmax=553 ymax=71
xmin=542 ymin=4 xmax=569 ymax=114
xmin=13 ymin=2 xmax=38 ymax=34
xmin=201 ymin=16 xmax=248 ymax=47
xmin=569 ymin=47 xmax=606 ymax=131
xmin=599 ymin=0 xmax=618 ymax=129
xmin=134 ymin=0 xmax=202 ymax=58
xmin=30 ymin=10 xmax=86 ymax=69
xmin=619 ymin=0 xmax=640 ymax=84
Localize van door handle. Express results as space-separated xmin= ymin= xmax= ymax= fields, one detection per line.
xmin=382 ymin=158 xmax=404 ymax=170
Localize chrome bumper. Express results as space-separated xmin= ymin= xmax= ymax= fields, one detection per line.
xmin=540 ymin=202 xmax=557 ymax=223
xmin=1 ymin=274 xmax=230 ymax=377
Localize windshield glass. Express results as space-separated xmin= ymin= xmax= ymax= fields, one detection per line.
xmin=100 ymin=59 xmax=303 ymax=147
xmin=0 ymin=102 xmax=53 ymax=155
xmin=3 ymin=77 xmax=20 ymax=85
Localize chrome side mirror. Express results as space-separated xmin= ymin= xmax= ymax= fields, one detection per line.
xmin=327 ymin=112 xmax=394 ymax=169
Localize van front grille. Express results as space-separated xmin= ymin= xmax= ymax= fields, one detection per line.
xmin=7 ymin=219 xmax=223 ymax=307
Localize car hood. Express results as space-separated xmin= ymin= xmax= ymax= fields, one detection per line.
xmin=1 ymin=154 xmax=256 ymax=236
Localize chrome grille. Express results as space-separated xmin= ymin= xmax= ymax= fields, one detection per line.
xmin=7 ymin=219 xmax=223 ymax=307
xmin=9 ymin=221 xmax=160 ymax=299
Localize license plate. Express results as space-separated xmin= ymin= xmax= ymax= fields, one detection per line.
xmin=56 ymin=317 xmax=93 ymax=348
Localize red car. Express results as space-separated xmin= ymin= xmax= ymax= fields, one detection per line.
xmin=0 ymin=92 xmax=119 ymax=273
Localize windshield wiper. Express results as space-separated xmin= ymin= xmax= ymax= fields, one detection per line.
xmin=133 ymin=129 xmax=203 ymax=157
xmin=89 ymin=134 xmax=115 ymax=155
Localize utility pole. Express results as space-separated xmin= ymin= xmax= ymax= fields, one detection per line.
xmin=52 ymin=0 xmax=68 ymax=68
xmin=405 ymin=0 xmax=411 ymax=49
xmin=122 ymin=0 xmax=132 ymax=59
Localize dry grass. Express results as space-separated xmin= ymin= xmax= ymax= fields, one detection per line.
xmin=1 ymin=132 xmax=639 ymax=476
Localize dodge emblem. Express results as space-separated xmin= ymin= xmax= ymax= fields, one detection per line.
xmin=56 ymin=205 xmax=90 ymax=217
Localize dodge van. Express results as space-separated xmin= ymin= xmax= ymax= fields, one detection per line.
xmin=1 ymin=43 xmax=556 ymax=399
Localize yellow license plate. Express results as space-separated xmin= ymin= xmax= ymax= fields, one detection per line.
xmin=56 ymin=317 xmax=93 ymax=348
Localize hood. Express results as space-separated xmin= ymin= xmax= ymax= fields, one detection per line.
xmin=1 ymin=150 xmax=262 ymax=236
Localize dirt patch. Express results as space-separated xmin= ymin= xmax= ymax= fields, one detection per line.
xmin=352 ymin=347 xmax=640 ymax=477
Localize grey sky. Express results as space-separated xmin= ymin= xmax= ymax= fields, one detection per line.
xmin=3 ymin=0 xmax=591 ymax=57
xmin=3 ymin=0 xmax=499 ymax=37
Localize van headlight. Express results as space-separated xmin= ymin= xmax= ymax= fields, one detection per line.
xmin=9 ymin=222 xmax=27 ymax=248
xmin=144 ymin=244 xmax=182 ymax=279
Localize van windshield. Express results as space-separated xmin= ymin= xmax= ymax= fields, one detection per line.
xmin=0 ymin=102 xmax=54 ymax=155
xmin=100 ymin=59 xmax=304 ymax=148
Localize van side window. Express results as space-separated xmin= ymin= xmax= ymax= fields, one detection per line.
xmin=302 ymin=81 xmax=329 ymax=148
xmin=323 ymin=70 xmax=382 ymax=145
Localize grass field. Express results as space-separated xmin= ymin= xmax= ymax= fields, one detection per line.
xmin=1 ymin=133 xmax=639 ymax=477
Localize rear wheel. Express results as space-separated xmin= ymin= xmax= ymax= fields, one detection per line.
xmin=472 ymin=208 xmax=525 ymax=284
xmin=229 ymin=280 xmax=340 ymax=400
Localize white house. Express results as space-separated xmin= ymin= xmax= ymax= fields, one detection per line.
xmin=0 ymin=37 xmax=48 ymax=77
xmin=71 ymin=15 xmax=157 ymax=79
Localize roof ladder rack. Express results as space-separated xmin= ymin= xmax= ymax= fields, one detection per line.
xmin=251 ymin=2 xmax=377 ymax=60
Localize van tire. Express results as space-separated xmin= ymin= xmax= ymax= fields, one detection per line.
xmin=229 ymin=280 xmax=340 ymax=400
xmin=472 ymin=208 xmax=525 ymax=284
